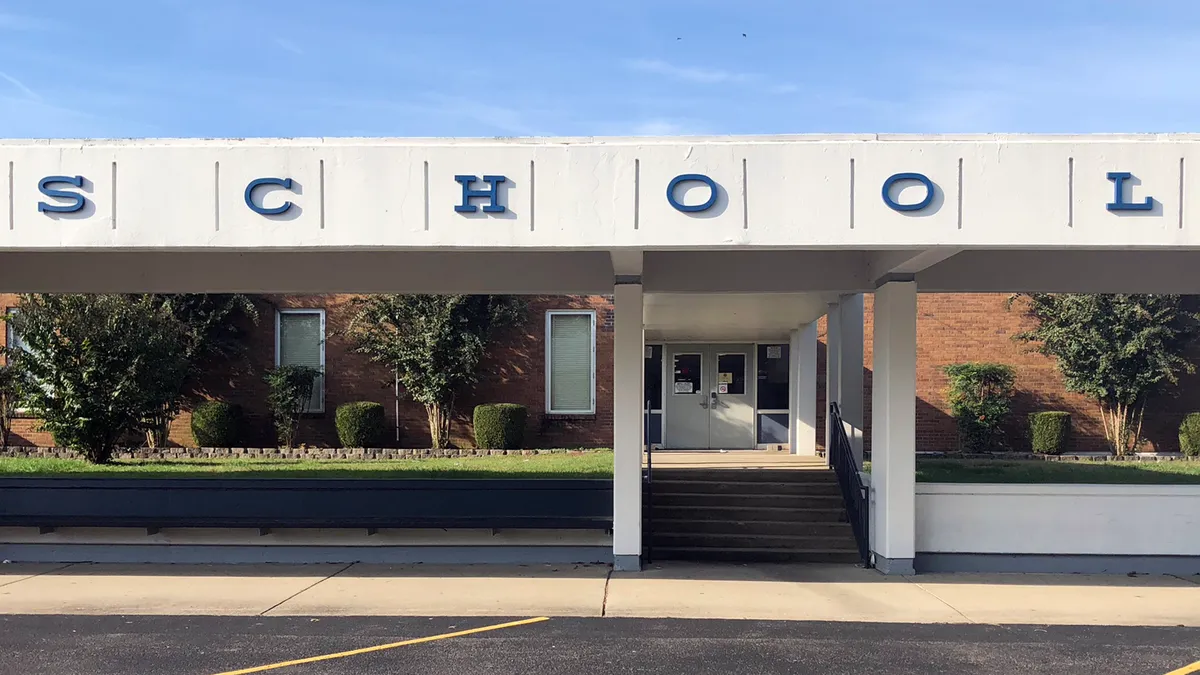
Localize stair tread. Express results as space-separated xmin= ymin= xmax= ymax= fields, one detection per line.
xmin=649 ymin=518 xmax=851 ymax=525
xmin=650 ymin=504 xmax=845 ymax=512
xmin=652 ymin=542 xmax=859 ymax=550
xmin=652 ymin=535 xmax=856 ymax=543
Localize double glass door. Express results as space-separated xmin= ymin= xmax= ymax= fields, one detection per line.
xmin=663 ymin=344 xmax=755 ymax=449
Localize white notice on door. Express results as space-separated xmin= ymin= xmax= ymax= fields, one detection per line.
xmin=674 ymin=381 xmax=693 ymax=394
xmin=766 ymin=346 xmax=782 ymax=359
xmin=718 ymin=383 xmax=729 ymax=394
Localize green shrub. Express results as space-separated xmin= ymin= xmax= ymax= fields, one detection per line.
xmin=190 ymin=401 xmax=244 ymax=447
xmin=1180 ymin=413 xmax=1200 ymax=457
xmin=1030 ymin=412 xmax=1071 ymax=455
xmin=264 ymin=365 xmax=322 ymax=448
xmin=944 ymin=363 xmax=1017 ymax=452
xmin=473 ymin=403 xmax=527 ymax=449
xmin=336 ymin=402 xmax=387 ymax=448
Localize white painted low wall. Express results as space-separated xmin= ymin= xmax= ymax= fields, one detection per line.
xmin=916 ymin=483 xmax=1200 ymax=556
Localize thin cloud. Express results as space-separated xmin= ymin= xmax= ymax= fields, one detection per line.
xmin=624 ymin=58 xmax=753 ymax=84
xmin=0 ymin=70 xmax=40 ymax=102
xmin=623 ymin=58 xmax=798 ymax=95
xmin=274 ymin=37 xmax=304 ymax=55
xmin=0 ymin=12 xmax=50 ymax=31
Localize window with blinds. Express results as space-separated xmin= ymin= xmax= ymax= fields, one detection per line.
xmin=276 ymin=310 xmax=325 ymax=413
xmin=546 ymin=311 xmax=595 ymax=414
xmin=5 ymin=309 xmax=23 ymax=356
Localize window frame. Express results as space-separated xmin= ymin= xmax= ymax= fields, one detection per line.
xmin=274 ymin=308 xmax=327 ymax=414
xmin=3 ymin=308 xmax=16 ymax=363
xmin=544 ymin=309 xmax=597 ymax=415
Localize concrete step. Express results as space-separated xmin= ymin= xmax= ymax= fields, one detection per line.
xmin=646 ymin=518 xmax=852 ymax=537
xmin=648 ymin=546 xmax=863 ymax=564
xmin=650 ymin=479 xmax=843 ymax=496
xmin=649 ymin=504 xmax=847 ymax=523
xmin=651 ymin=492 xmax=846 ymax=509
xmin=649 ymin=469 xmax=836 ymax=483
xmin=650 ymin=532 xmax=858 ymax=551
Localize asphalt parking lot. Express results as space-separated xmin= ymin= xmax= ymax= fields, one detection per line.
xmin=1 ymin=614 xmax=1197 ymax=675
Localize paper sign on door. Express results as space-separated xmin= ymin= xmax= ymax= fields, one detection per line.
xmin=718 ymin=383 xmax=729 ymax=394
xmin=718 ymin=372 xmax=733 ymax=384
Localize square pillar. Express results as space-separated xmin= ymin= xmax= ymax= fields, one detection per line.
xmin=824 ymin=302 xmax=842 ymax=456
xmin=870 ymin=281 xmax=917 ymax=575
xmin=612 ymin=281 xmax=644 ymax=571
xmin=838 ymin=294 xmax=865 ymax=467
xmin=789 ymin=322 xmax=818 ymax=455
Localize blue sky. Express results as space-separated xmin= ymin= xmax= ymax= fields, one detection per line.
xmin=2 ymin=0 xmax=1199 ymax=138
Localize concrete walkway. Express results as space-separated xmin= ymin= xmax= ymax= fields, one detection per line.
xmin=1 ymin=561 xmax=1198 ymax=626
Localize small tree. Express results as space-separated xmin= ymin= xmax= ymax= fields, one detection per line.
xmin=264 ymin=365 xmax=321 ymax=448
xmin=6 ymin=295 xmax=190 ymax=463
xmin=343 ymin=295 xmax=523 ymax=449
xmin=139 ymin=294 xmax=258 ymax=448
xmin=1010 ymin=294 xmax=1200 ymax=455
xmin=943 ymin=363 xmax=1016 ymax=452
xmin=0 ymin=363 xmax=26 ymax=450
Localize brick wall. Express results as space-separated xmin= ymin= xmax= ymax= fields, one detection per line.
xmin=3 ymin=292 xmax=1198 ymax=452
xmin=0 ymin=293 xmax=615 ymax=449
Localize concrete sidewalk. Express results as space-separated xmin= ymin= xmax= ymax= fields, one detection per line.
xmin=1 ymin=561 xmax=1198 ymax=626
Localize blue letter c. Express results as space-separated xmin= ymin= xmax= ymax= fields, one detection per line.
xmin=667 ymin=174 xmax=718 ymax=213
xmin=245 ymin=177 xmax=295 ymax=215
xmin=882 ymin=172 xmax=935 ymax=212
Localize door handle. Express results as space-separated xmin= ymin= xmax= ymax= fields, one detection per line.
xmin=699 ymin=395 xmax=709 ymax=409
xmin=710 ymin=391 xmax=720 ymax=408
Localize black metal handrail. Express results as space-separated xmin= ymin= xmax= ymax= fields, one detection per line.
xmin=829 ymin=402 xmax=871 ymax=567
xmin=642 ymin=398 xmax=654 ymax=563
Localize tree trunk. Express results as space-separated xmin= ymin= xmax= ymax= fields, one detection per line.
xmin=426 ymin=400 xmax=455 ymax=449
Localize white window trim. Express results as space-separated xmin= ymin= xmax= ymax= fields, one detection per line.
xmin=274 ymin=308 xmax=327 ymax=414
xmin=545 ymin=310 xmax=597 ymax=415
xmin=5 ymin=308 xmax=32 ymax=416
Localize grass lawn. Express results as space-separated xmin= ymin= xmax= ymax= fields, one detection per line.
xmin=0 ymin=451 xmax=616 ymax=479
xmin=910 ymin=458 xmax=1200 ymax=484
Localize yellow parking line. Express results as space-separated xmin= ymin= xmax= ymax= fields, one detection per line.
xmin=212 ymin=616 xmax=550 ymax=675
xmin=1165 ymin=660 xmax=1200 ymax=675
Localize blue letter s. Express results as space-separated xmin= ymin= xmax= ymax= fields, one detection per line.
xmin=37 ymin=175 xmax=87 ymax=213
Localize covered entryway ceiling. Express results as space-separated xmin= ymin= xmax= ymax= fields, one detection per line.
xmin=644 ymin=292 xmax=838 ymax=342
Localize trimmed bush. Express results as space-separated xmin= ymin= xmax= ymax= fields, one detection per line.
xmin=1029 ymin=411 xmax=1071 ymax=455
xmin=190 ymin=401 xmax=244 ymax=447
xmin=336 ymin=401 xmax=388 ymax=448
xmin=944 ymin=363 xmax=1017 ymax=452
xmin=474 ymin=403 xmax=527 ymax=449
xmin=1180 ymin=413 xmax=1200 ymax=457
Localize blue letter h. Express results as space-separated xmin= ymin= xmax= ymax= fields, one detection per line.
xmin=454 ymin=175 xmax=507 ymax=213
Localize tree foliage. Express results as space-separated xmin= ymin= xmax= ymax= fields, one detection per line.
xmin=136 ymin=294 xmax=258 ymax=447
xmin=264 ymin=364 xmax=321 ymax=448
xmin=0 ymin=363 xmax=26 ymax=450
xmin=4 ymin=295 xmax=191 ymax=462
xmin=1010 ymin=293 xmax=1200 ymax=454
xmin=943 ymin=362 xmax=1016 ymax=452
xmin=343 ymin=295 xmax=523 ymax=449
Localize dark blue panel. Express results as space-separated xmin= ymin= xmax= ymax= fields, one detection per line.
xmin=757 ymin=413 xmax=789 ymax=444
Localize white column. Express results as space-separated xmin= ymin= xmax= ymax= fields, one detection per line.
xmin=870 ymin=281 xmax=917 ymax=575
xmin=838 ymin=294 xmax=865 ymax=467
xmin=612 ymin=281 xmax=644 ymax=571
xmin=824 ymin=302 xmax=842 ymax=457
xmin=789 ymin=322 xmax=818 ymax=455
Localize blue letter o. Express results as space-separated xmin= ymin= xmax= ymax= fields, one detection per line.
xmin=881 ymin=172 xmax=935 ymax=212
xmin=667 ymin=174 xmax=718 ymax=213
